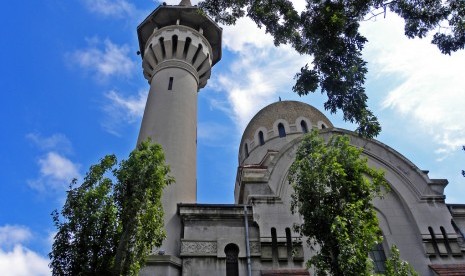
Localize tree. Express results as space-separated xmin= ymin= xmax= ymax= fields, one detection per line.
xmin=288 ymin=131 xmax=388 ymax=275
xmin=49 ymin=140 xmax=173 ymax=276
xmin=384 ymin=245 xmax=419 ymax=276
xmin=199 ymin=0 xmax=465 ymax=138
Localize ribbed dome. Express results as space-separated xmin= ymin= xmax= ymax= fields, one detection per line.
xmin=239 ymin=101 xmax=333 ymax=163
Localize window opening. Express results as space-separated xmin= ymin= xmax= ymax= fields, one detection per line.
xmin=244 ymin=144 xmax=249 ymax=158
xmin=369 ymin=243 xmax=387 ymax=273
xmin=183 ymin=37 xmax=191 ymax=58
xmin=271 ymin=227 xmax=278 ymax=264
xmin=429 ymin=226 xmax=440 ymax=256
xmin=301 ymin=120 xmax=308 ymax=133
xmin=168 ymin=77 xmax=174 ymax=90
xmin=285 ymin=227 xmax=293 ymax=261
xmin=259 ymin=131 xmax=265 ymax=146
xmin=159 ymin=37 xmax=166 ymax=59
xmin=172 ymin=35 xmax=178 ymax=56
xmin=278 ymin=123 xmax=286 ymax=137
xmin=440 ymin=226 xmax=452 ymax=254
xmin=321 ymin=124 xmax=326 ymax=129
xmin=225 ymin=243 xmax=239 ymax=276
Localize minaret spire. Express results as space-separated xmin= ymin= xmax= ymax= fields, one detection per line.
xmin=136 ymin=2 xmax=222 ymax=275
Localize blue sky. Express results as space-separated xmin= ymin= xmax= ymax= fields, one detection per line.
xmin=1 ymin=0 xmax=464 ymax=274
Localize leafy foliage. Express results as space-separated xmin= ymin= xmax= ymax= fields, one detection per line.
xmin=199 ymin=0 xmax=465 ymax=137
xmin=385 ymin=245 xmax=419 ymax=276
xmin=289 ymin=131 xmax=388 ymax=275
xmin=49 ymin=140 xmax=173 ymax=276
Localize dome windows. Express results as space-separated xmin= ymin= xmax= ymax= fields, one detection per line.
xmin=300 ymin=120 xmax=308 ymax=133
xmin=278 ymin=123 xmax=286 ymax=137
xmin=258 ymin=131 xmax=265 ymax=145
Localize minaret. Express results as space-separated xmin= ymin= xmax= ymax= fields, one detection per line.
xmin=136 ymin=0 xmax=222 ymax=260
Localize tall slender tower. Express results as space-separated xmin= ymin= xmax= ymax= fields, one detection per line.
xmin=136 ymin=0 xmax=222 ymax=263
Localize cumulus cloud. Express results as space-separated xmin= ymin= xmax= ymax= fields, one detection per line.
xmin=209 ymin=17 xmax=306 ymax=132
xmin=70 ymin=38 xmax=135 ymax=79
xmin=82 ymin=0 xmax=135 ymax=17
xmin=0 ymin=245 xmax=50 ymax=276
xmin=360 ymin=14 xmax=465 ymax=157
xmin=27 ymin=133 xmax=80 ymax=193
xmin=28 ymin=152 xmax=81 ymax=192
xmin=0 ymin=225 xmax=32 ymax=250
xmin=0 ymin=225 xmax=49 ymax=276
xmin=102 ymin=89 xmax=148 ymax=135
xmin=26 ymin=133 xmax=72 ymax=154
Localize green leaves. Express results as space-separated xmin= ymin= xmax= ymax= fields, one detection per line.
xmin=289 ymin=131 xmax=388 ymax=275
xmin=385 ymin=245 xmax=419 ymax=276
xmin=49 ymin=139 xmax=172 ymax=276
xmin=199 ymin=0 xmax=465 ymax=138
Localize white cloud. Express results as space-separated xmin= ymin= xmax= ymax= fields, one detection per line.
xmin=26 ymin=133 xmax=72 ymax=154
xmin=28 ymin=152 xmax=80 ymax=192
xmin=0 ymin=225 xmax=32 ymax=249
xmin=222 ymin=17 xmax=275 ymax=53
xmin=71 ymin=38 xmax=135 ymax=78
xmin=360 ymin=14 xmax=465 ymax=157
xmin=0 ymin=225 xmax=49 ymax=276
xmin=0 ymin=245 xmax=50 ymax=276
xmin=102 ymin=89 xmax=148 ymax=135
xmin=210 ymin=17 xmax=306 ymax=131
xmin=38 ymin=152 xmax=80 ymax=182
xmin=105 ymin=90 xmax=147 ymax=120
xmin=83 ymin=0 xmax=135 ymax=17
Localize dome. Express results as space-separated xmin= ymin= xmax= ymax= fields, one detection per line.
xmin=239 ymin=100 xmax=333 ymax=163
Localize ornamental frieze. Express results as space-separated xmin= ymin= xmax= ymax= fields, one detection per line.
xmin=181 ymin=241 xmax=217 ymax=256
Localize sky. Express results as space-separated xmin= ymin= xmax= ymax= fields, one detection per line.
xmin=1 ymin=0 xmax=465 ymax=274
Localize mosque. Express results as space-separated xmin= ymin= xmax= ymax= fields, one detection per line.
xmin=134 ymin=1 xmax=465 ymax=275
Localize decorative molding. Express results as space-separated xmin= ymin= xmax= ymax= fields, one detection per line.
xmin=249 ymin=241 xmax=261 ymax=255
xmin=181 ymin=241 xmax=217 ymax=256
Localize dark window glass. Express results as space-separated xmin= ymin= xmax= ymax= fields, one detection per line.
xmin=301 ymin=120 xmax=308 ymax=133
xmin=271 ymin=227 xmax=278 ymax=263
xmin=278 ymin=123 xmax=286 ymax=137
xmin=259 ymin=131 xmax=265 ymax=145
xmin=225 ymin=243 xmax=239 ymax=276
xmin=369 ymin=243 xmax=387 ymax=273
xmin=244 ymin=144 xmax=249 ymax=158
xmin=285 ymin=227 xmax=293 ymax=260
xmin=168 ymin=77 xmax=173 ymax=90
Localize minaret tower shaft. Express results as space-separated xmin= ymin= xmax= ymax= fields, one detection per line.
xmin=136 ymin=1 xmax=222 ymax=258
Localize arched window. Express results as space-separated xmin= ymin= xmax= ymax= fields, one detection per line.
xmin=440 ymin=226 xmax=452 ymax=254
xmin=429 ymin=226 xmax=440 ymax=256
xmin=285 ymin=227 xmax=293 ymax=261
xmin=321 ymin=123 xmax=326 ymax=129
xmin=369 ymin=243 xmax=387 ymax=273
xmin=300 ymin=120 xmax=308 ymax=133
xmin=259 ymin=131 xmax=265 ymax=145
xmin=244 ymin=144 xmax=249 ymax=158
xmin=225 ymin=243 xmax=239 ymax=276
xmin=271 ymin=227 xmax=278 ymax=263
xmin=278 ymin=123 xmax=286 ymax=137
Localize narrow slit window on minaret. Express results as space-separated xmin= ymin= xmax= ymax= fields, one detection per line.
xmin=172 ymin=35 xmax=178 ymax=55
xmin=159 ymin=37 xmax=166 ymax=59
xmin=183 ymin=37 xmax=191 ymax=58
xmin=168 ymin=77 xmax=174 ymax=90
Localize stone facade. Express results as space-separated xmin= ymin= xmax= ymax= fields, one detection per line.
xmin=137 ymin=2 xmax=465 ymax=275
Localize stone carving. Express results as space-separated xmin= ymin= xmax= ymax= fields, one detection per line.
xmin=181 ymin=241 xmax=217 ymax=255
xmin=249 ymin=241 xmax=261 ymax=254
